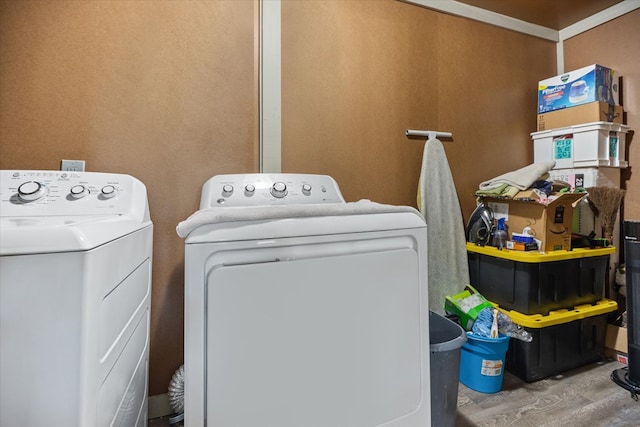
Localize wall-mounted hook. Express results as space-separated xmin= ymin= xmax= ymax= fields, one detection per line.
xmin=405 ymin=129 xmax=453 ymax=141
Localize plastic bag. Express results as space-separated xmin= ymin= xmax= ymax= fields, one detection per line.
xmin=471 ymin=307 xmax=533 ymax=342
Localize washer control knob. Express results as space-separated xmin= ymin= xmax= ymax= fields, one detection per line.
xmin=302 ymin=183 xmax=312 ymax=195
xmin=18 ymin=181 xmax=45 ymax=202
xmin=244 ymin=184 xmax=255 ymax=196
xmin=271 ymin=182 xmax=287 ymax=198
xmin=101 ymin=185 xmax=116 ymax=199
xmin=70 ymin=184 xmax=88 ymax=199
xmin=222 ymin=184 xmax=234 ymax=197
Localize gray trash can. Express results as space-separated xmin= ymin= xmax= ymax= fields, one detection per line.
xmin=430 ymin=311 xmax=467 ymax=427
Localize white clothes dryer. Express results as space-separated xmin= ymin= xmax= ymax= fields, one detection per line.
xmin=0 ymin=170 xmax=153 ymax=427
xmin=177 ymin=173 xmax=430 ymax=427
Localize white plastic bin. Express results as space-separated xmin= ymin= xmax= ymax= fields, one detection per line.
xmin=532 ymin=121 xmax=630 ymax=169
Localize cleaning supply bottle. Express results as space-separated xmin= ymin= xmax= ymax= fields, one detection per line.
xmin=491 ymin=309 xmax=499 ymax=338
xmin=493 ymin=218 xmax=507 ymax=249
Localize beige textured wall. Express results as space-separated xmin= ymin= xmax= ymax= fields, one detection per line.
xmin=281 ymin=0 xmax=557 ymax=222
xmin=2 ymin=0 xmax=635 ymax=404
xmin=0 ymin=0 xmax=258 ymax=396
xmin=564 ymin=9 xmax=640 ymax=236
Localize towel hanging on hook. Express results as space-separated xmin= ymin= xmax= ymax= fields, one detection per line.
xmin=405 ymin=128 xmax=468 ymax=314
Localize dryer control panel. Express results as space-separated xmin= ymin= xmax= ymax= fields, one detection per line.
xmin=200 ymin=173 xmax=346 ymax=208
xmin=0 ymin=170 xmax=148 ymax=217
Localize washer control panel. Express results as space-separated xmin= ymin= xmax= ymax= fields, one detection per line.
xmin=0 ymin=170 xmax=145 ymax=217
xmin=199 ymin=173 xmax=346 ymax=208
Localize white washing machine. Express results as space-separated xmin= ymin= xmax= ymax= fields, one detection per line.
xmin=0 ymin=170 xmax=153 ymax=427
xmin=177 ymin=173 xmax=430 ymax=427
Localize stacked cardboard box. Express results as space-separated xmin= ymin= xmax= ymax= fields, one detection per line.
xmin=533 ymin=64 xmax=629 ymax=295
xmin=534 ymin=64 xmax=626 ymax=171
xmin=465 ymin=66 xmax=631 ymax=381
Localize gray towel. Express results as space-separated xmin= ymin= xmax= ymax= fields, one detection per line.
xmin=418 ymin=138 xmax=469 ymax=314
xmin=479 ymin=161 xmax=556 ymax=191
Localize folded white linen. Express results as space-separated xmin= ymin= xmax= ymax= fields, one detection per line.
xmin=176 ymin=199 xmax=421 ymax=238
xmin=479 ymin=161 xmax=556 ymax=191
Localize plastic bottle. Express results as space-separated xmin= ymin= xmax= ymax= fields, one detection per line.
xmin=471 ymin=307 xmax=533 ymax=342
xmin=490 ymin=308 xmax=499 ymax=338
xmin=493 ymin=217 xmax=507 ymax=249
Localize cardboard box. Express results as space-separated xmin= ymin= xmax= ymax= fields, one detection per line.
xmin=483 ymin=193 xmax=585 ymax=252
xmin=547 ymin=167 xmax=621 ymax=191
xmin=537 ymin=101 xmax=623 ymax=131
xmin=605 ymin=323 xmax=628 ymax=364
xmin=513 ymin=189 xmax=542 ymax=201
xmin=547 ymin=167 xmax=621 ymax=235
xmin=546 ymin=167 xmax=623 ymax=292
xmin=538 ymin=64 xmax=620 ymax=113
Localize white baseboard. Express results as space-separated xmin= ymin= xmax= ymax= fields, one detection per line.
xmin=148 ymin=393 xmax=174 ymax=420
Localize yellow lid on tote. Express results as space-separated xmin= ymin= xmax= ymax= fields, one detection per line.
xmin=497 ymin=299 xmax=618 ymax=328
xmin=466 ymin=242 xmax=615 ymax=263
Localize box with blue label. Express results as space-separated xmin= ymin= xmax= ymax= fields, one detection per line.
xmin=531 ymin=121 xmax=630 ymax=169
xmin=538 ymin=64 xmax=620 ymax=113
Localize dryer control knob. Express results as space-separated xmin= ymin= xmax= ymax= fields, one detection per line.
xmin=101 ymin=185 xmax=116 ymax=199
xmin=244 ymin=184 xmax=255 ymax=196
xmin=70 ymin=184 xmax=88 ymax=199
xmin=271 ymin=182 xmax=287 ymax=198
xmin=222 ymin=184 xmax=234 ymax=197
xmin=302 ymin=183 xmax=312 ymax=195
xmin=18 ymin=181 xmax=45 ymax=202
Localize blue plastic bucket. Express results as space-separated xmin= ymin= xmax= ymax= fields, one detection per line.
xmin=459 ymin=332 xmax=510 ymax=393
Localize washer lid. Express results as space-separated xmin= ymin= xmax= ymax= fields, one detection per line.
xmin=0 ymin=215 xmax=151 ymax=255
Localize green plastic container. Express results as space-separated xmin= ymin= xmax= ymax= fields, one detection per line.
xmin=444 ymin=285 xmax=493 ymax=330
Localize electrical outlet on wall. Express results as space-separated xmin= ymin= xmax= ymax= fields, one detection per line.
xmin=61 ymin=160 xmax=85 ymax=171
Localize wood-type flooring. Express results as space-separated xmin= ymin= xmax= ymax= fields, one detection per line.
xmin=149 ymin=359 xmax=640 ymax=427
xmin=457 ymin=359 xmax=640 ymax=426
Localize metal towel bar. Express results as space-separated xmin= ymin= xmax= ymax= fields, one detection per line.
xmin=405 ymin=129 xmax=453 ymax=141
